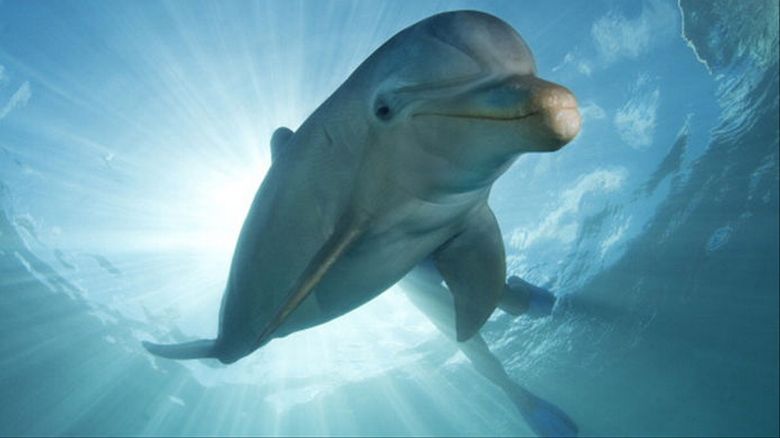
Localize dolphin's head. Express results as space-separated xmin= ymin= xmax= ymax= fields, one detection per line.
xmin=359 ymin=11 xmax=580 ymax=182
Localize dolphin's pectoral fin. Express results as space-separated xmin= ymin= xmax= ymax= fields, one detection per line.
xmin=270 ymin=127 xmax=294 ymax=161
xmin=142 ymin=339 xmax=217 ymax=360
xmin=500 ymin=276 xmax=557 ymax=317
xmin=434 ymin=205 xmax=506 ymax=342
xmin=252 ymin=221 xmax=366 ymax=350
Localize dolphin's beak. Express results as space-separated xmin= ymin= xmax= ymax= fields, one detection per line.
xmin=521 ymin=77 xmax=581 ymax=148
xmin=413 ymin=74 xmax=581 ymax=151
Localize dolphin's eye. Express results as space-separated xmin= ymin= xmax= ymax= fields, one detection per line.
xmin=375 ymin=104 xmax=392 ymax=121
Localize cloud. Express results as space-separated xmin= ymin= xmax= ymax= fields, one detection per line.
xmin=580 ymin=101 xmax=606 ymax=122
xmin=0 ymin=81 xmax=32 ymax=120
xmin=576 ymin=62 xmax=593 ymax=76
xmin=552 ymin=0 xmax=677 ymax=77
xmin=591 ymin=0 xmax=677 ymax=63
xmin=510 ymin=168 xmax=628 ymax=249
xmin=600 ymin=218 xmax=630 ymax=258
xmin=552 ymin=51 xmax=594 ymax=77
xmin=614 ymin=75 xmax=660 ymax=149
xmin=553 ymin=52 xmax=594 ymax=77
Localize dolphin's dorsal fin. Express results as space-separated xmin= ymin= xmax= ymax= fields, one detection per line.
xmin=252 ymin=218 xmax=366 ymax=349
xmin=270 ymin=127 xmax=294 ymax=161
xmin=434 ymin=205 xmax=506 ymax=342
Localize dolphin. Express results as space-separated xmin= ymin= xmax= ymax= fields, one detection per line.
xmin=143 ymin=11 xmax=580 ymax=368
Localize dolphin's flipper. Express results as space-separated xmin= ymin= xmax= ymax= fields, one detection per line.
xmin=433 ymin=205 xmax=505 ymax=342
xmin=518 ymin=276 xmax=557 ymax=317
xmin=499 ymin=275 xmax=557 ymax=317
xmin=270 ymin=127 xmax=294 ymax=161
xmin=142 ymin=339 xmax=217 ymax=360
xmin=509 ymin=385 xmax=578 ymax=437
xmin=252 ymin=223 xmax=366 ymax=350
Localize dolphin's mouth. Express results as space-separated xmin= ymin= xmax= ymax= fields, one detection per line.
xmin=408 ymin=74 xmax=581 ymax=145
xmin=413 ymin=103 xmax=581 ymax=146
xmin=412 ymin=111 xmax=540 ymax=121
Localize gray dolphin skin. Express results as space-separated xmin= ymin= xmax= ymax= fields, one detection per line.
xmin=143 ymin=9 xmax=580 ymax=374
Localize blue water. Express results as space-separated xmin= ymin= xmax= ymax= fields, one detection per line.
xmin=0 ymin=0 xmax=777 ymax=436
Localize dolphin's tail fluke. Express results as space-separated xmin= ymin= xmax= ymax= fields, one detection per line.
xmin=508 ymin=384 xmax=578 ymax=437
xmin=142 ymin=339 xmax=217 ymax=360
